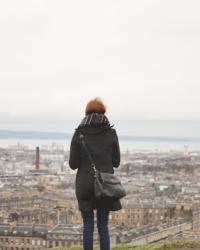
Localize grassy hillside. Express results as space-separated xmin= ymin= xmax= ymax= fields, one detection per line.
xmin=49 ymin=239 xmax=200 ymax=250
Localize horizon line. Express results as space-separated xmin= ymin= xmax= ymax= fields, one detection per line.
xmin=0 ymin=129 xmax=200 ymax=142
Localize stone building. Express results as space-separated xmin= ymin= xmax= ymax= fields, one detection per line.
xmin=0 ymin=222 xmax=47 ymax=250
xmin=0 ymin=193 xmax=42 ymax=211
xmin=110 ymin=203 xmax=167 ymax=227
xmin=46 ymin=224 xmax=83 ymax=248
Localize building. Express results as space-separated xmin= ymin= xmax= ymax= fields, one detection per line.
xmin=0 ymin=222 xmax=47 ymax=250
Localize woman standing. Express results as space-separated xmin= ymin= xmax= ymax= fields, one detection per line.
xmin=69 ymin=97 xmax=122 ymax=250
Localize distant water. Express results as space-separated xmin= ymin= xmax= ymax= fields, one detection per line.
xmin=0 ymin=139 xmax=200 ymax=153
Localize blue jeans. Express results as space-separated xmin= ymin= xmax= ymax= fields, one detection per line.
xmin=81 ymin=209 xmax=110 ymax=250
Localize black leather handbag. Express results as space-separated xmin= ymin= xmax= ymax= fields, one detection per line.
xmin=79 ymin=133 xmax=126 ymax=200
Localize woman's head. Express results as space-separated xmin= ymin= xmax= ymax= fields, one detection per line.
xmin=85 ymin=97 xmax=107 ymax=115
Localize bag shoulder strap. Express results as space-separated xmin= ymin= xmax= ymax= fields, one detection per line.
xmin=78 ymin=133 xmax=97 ymax=175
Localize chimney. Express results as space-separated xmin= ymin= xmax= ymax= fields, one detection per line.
xmin=35 ymin=146 xmax=40 ymax=170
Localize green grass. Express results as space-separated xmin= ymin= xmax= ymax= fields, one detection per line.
xmin=48 ymin=239 xmax=200 ymax=250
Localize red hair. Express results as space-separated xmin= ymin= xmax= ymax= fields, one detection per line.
xmin=85 ymin=97 xmax=107 ymax=115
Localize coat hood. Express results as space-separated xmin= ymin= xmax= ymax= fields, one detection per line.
xmin=75 ymin=124 xmax=114 ymax=135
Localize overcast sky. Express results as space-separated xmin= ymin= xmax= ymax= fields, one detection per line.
xmin=0 ymin=0 xmax=200 ymax=137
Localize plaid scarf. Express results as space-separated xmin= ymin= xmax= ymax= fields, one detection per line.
xmin=78 ymin=112 xmax=111 ymax=127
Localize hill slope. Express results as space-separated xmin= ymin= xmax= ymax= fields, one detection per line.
xmin=48 ymin=239 xmax=200 ymax=250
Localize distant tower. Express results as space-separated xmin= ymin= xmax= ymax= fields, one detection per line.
xmin=184 ymin=145 xmax=189 ymax=156
xmin=61 ymin=163 xmax=64 ymax=172
xmin=35 ymin=146 xmax=40 ymax=170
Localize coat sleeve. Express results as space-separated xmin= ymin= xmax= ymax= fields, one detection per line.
xmin=112 ymin=129 xmax=121 ymax=168
xmin=68 ymin=130 xmax=81 ymax=170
